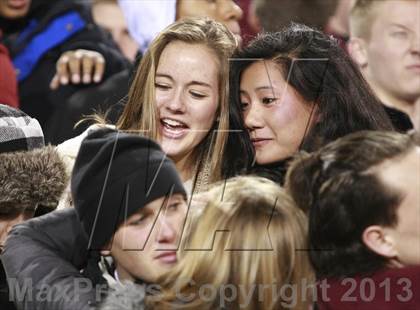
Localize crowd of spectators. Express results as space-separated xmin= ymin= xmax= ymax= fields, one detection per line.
xmin=0 ymin=0 xmax=419 ymax=309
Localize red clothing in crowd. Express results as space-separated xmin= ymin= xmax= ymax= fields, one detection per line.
xmin=238 ymin=0 xmax=258 ymax=46
xmin=316 ymin=266 xmax=420 ymax=310
xmin=0 ymin=42 xmax=19 ymax=108
xmin=324 ymin=26 xmax=349 ymax=53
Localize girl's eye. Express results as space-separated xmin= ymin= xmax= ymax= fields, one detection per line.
xmin=155 ymin=83 xmax=170 ymax=90
xmin=240 ymin=102 xmax=249 ymax=111
xmin=262 ymin=97 xmax=277 ymax=105
xmin=190 ymin=91 xmax=207 ymax=99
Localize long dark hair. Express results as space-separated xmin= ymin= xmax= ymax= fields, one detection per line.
xmin=230 ymin=24 xmax=394 ymax=161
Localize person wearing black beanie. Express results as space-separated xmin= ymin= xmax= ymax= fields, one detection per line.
xmin=72 ymin=127 xmax=186 ymax=250
xmin=72 ymin=127 xmax=188 ymax=283
xmin=2 ymin=128 xmax=188 ymax=309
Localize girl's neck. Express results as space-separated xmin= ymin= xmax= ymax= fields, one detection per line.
xmin=173 ymin=153 xmax=195 ymax=182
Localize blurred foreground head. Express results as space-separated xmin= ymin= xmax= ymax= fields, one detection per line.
xmin=286 ymin=130 xmax=420 ymax=278
xmin=148 ymin=176 xmax=312 ymax=309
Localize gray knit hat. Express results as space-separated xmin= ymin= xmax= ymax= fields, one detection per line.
xmin=0 ymin=104 xmax=44 ymax=153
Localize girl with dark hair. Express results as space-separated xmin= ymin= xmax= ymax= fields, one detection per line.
xmin=231 ymin=23 xmax=394 ymax=181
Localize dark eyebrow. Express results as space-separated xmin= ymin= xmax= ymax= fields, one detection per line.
xmin=255 ymin=86 xmax=275 ymax=91
xmin=240 ymin=86 xmax=274 ymax=93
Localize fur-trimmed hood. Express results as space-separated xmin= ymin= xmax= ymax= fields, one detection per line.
xmin=0 ymin=146 xmax=68 ymax=214
xmin=101 ymin=282 xmax=146 ymax=310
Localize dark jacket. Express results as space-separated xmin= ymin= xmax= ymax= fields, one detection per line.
xmin=47 ymin=52 xmax=143 ymax=144
xmin=1 ymin=209 xmax=99 ymax=310
xmin=384 ymin=105 xmax=414 ymax=132
xmin=247 ymin=159 xmax=291 ymax=186
xmin=2 ymin=207 xmax=157 ymax=310
xmin=0 ymin=263 xmax=15 ymax=310
xmin=1 ymin=0 xmax=131 ymax=143
xmin=0 ymin=146 xmax=68 ymax=310
xmin=47 ymin=69 xmax=130 ymax=144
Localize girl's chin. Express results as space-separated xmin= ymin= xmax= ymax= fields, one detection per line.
xmin=160 ymin=137 xmax=201 ymax=162
xmin=161 ymin=145 xmax=185 ymax=159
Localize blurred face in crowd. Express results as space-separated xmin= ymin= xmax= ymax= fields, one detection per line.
xmin=155 ymin=41 xmax=219 ymax=169
xmin=353 ymin=0 xmax=420 ymax=106
xmin=240 ymin=60 xmax=315 ymax=165
xmin=105 ymin=194 xmax=187 ymax=282
xmin=0 ymin=210 xmax=33 ymax=252
xmin=177 ymin=0 xmax=243 ymax=43
xmin=379 ymin=147 xmax=420 ymax=266
xmin=92 ymin=1 xmax=138 ymax=61
xmin=0 ymin=0 xmax=31 ymax=19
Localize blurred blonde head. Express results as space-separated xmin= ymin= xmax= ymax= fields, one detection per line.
xmin=149 ymin=176 xmax=313 ymax=310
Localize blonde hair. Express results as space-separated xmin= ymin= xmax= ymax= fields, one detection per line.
xmin=350 ymin=0 xmax=416 ymax=40
xmin=148 ymin=176 xmax=313 ymax=310
xmin=116 ymin=18 xmax=236 ymax=188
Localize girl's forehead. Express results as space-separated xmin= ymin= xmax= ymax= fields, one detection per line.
xmin=156 ymin=42 xmax=220 ymax=84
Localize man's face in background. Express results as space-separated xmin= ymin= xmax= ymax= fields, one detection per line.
xmin=0 ymin=0 xmax=31 ymax=19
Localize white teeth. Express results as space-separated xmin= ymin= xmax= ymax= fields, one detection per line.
xmin=162 ymin=118 xmax=185 ymax=127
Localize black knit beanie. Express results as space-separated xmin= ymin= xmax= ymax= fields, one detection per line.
xmin=71 ymin=128 xmax=186 ymax=250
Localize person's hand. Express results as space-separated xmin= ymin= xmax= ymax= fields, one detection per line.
xmin=50 ymin=49 xmax=105 ymax=89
